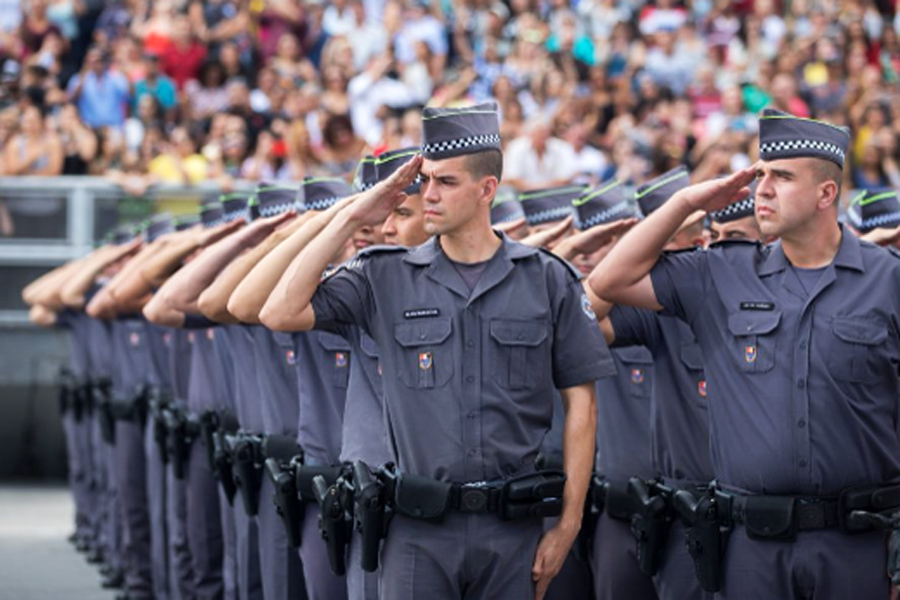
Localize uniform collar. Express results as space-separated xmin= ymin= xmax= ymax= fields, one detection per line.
xmin=758 ymin=225 xmax=864 ymax=277
xmin=403 ymin=231 xmax=539 ymax=302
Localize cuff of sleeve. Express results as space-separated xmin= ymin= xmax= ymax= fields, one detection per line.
xmin=554 ymin=357 xmax=618 ymax=390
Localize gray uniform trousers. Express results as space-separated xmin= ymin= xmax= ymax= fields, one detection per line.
xmin=299 ymin=504 xmax=348 ymax=600
xmin=167 ymin=465 xmax=194 ymax=600
xmin=185 ymin=437 xmax=224 ymax=600
xmin=102 ymin=426 xmax=124 ymax=572
xmin=77 ymin=415 xmax=99 ymax=544
xmin=654 ymin=521 xmax=712 ymax=600
xmin=62 ymin=413 xmax=90 ymax=540
xmin=379 ymin=512 xmax=543 ymax=600
xmin=257 ymin=475 xmax=307 ymax=600
xmin=716 ymin=527 xmax=889 ymax=600
xmin=346 ymin=533 xmax=378 ymax=600
xmin=592 ymin=512 xmax=658 ymax=600
xmin=232 ymin=493 xmax=263 ymax=600
xmin=220 ymin=487 xmax=238 ymax=600
xmin=115 ymin=418 xmax=153 ymax=599
xmin=146 ymin=423 xmax=171 ymax=600
xmin=91 ymin=416 xmax=109 ymax=553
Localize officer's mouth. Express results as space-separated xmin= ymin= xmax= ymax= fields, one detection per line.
xmin=756 ymin=205 xmax=775 ymax=218
xmin=354 ymin=239 xmax=374 ymax=249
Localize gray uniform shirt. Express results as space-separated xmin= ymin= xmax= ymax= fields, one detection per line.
xmin=651 ymin=232 xmax=900 ymax=495
xmin=110 ymin=318 xmax=155 ymax=398
xmin=85 ymin=316 xmax=113 ymax=380
xmin=312 ymin=235 xmax=615 ymax=482
xmin=254 ymin=328 xmax=299 ymax=436
xmin=225 ymin=325 xmax=266 ymax=432
xmin=187 ymin=327 xmax=235 ymax=415
xmin=594 ymin=346 xmax=656 ymax=480
xmin=610 ymin=306 xmax=712 ymax=483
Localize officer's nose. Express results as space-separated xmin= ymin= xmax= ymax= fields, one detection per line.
xmin=422 ymin=178 xmax=439 ymax=203
xmin=756 ymin=172 xmax=774 ymax=198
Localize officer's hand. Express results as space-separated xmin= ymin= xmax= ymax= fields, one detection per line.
xmin=676 ymin=164 xmax=757 ymax=213
xmin=559 ymin=217 xmax=639 ymax=257
xmin=236 ymin=211 xmax=298 ymax=248
xmin=194 ymin=219 xmax=245 ymax=248
xmin=494 ymin=216 xmax=528 ymax=237
xmin=520 ymin=216 xmax=574 ymax=250
xmin=346 ymin=154 xmax=423 ymax=226
xmin=860 ymin=224 xmax=900 ymax=247
xmin=532 ymin=523 xmax=577 ymax=600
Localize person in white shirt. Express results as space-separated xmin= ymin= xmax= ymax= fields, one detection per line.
xmin=503 ymin=116 xmax=578 ymax=190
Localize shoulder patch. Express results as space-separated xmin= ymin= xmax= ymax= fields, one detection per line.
xmin=537 ymin=247 xmax=582 ymax=280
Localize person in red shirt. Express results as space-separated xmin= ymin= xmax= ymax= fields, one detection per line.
xmin=160 ymin=15 xmax=207 ymax=90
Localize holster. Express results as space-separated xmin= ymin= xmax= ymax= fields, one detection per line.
xmin=673 ymin=486 xmax=732 ymax=593
xmin=312 ymin=473 xmax=353 ymax=576
xmin=213 ymin=429 xmax=237 ymax=504
xmin=227 ymin=433 xmax=264 ymax=516
xmin=97 ymin=395 xmax=116 ymax=445
xmin=353 ymin=461 xmax=392 ymax=573
xmin=57 ymin=368 xmax=73 ymax=416
xmin=628 ymin=478 xmax=673 ymax=577
xmin=71 ymin=380 xmax=86 ymax=422
xmin=199 ymin=410 xmax=219 ymax=475
xmin=265 ymin=456 xmax=304 ymax=548
xmin=150 ymin=391 xmax=171 ymax=465
xmin=499 ymin=469 xmax=566 ymax=521
xmin=165 ymin=407 xmax=199 ymax=480
xmin=296 ymin=463 xmax=343 ymax=502
xmin=574 ymin=475 xmax=604 ymax=562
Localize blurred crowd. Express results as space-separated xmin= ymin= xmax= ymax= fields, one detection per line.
xmin=0 ymin=0 xmax=898 ymax=197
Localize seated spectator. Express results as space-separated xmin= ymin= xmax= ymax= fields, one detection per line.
xmin=3 ymin=102 xmax=62 ymax=175
xmin=66 ymin=47 xmax=130 ymax=129
xmin=184 ymin=60 xmax=229 ymax=121
xmin=124 ymin=93 xmax=162 ymax=152
xmin=56 ymin=102 xmax=97 ymax=175
xmin=130 ymin=0 xmax=175 ymax=57
xmin=161 ymin=15 xmax=207 ymax=90
xmin=564 ymin=122 xmax=608 ymax=184
xmin=503 ymin=116 xmax=578 ymax=190
xmin=240 ymin=129 xmax=290 ymax=181
xmin=317 ymin=112 xmax=365 ymax=176
xmin=18 ymin=0 xmax=62 ymax=59
xmin=285 ymin=118 xmax=326 ymax=179
xmin=147 ymin=125 xmax=208 ymax=184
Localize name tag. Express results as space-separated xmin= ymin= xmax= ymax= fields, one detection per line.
xmin=404 ymin=308 xmax=440 ymax=319
xmin=740 ymin=301 xmax=775 ymax=311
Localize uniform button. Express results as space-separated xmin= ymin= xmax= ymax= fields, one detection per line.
xmin=468 ymin=449 xmax=479 ymax=457
xmin=467 ymin=340 xmax=475 ymax=348
xmin=797 ymin=379 xmax=805 ymax=389
xmin=799 ymin=340 xmax=807 ymax=350
xmin=419 ymin=333 xmax=426 ymax=340
xmin=797 ymin=419 xmax=806 ymax=428
xmin=799 ymin=459 xmax=808 ymax=467
xmin=516 ymin=333 xmax=524 ymax=340
xmin=467 ymin=412 xmax=477 ymax=419
xmin=466 ymin=375 xmax=475 ymax=383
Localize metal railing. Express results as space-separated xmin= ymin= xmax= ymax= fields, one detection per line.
xmin=0 ymin=176 xmax=244 ymax=326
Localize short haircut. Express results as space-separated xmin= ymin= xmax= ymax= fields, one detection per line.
xmin=810 ymin=157 xmax=843 ymax=201
xmin=464 ymin=148 xmax=503 ymax=182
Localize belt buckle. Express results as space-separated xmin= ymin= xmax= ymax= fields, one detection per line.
xmin=460 ymin=487 xmax=489 ymax=513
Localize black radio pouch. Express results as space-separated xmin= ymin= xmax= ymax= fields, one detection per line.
xmin=742 ymin=496 xmax=796 ymax=541
xmin=393 ymin=474 xmax=452 ymax=522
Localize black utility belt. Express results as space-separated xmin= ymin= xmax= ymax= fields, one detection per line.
xmin=389 ymin=469 xmax=566 ymax=522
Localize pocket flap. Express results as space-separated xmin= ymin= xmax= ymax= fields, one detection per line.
xmin=394 ymin=318 xmax=453 ymax=348
xmin=679 ymin=343 xmax=704 ymax=370
xmin=394 ymin=474 xmax=452 ymax=521
xmin=316 ymin=331 xmax=352 ymax=352
xmin=360 ymin=333 xmax=380 ymax=358
xmin=614 ymin=346 xmax=654 ymax=365
xmin=271 ymin=331 xmax=295 ymax=350
xmin=831 ymin=318 xmax=888 ymax=346
xmin=742 ymin=496 xmax=796 ymax=541
xmin=727 ymin=311 xmax=782 ymax=336
xmin=489 ymin=320 xmax=549 ymax=347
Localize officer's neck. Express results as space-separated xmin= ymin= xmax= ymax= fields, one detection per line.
xmin=438 ymin=221 xmax=503 ymax=264
xmin=781 ymin=219 xmax=842 ymax=270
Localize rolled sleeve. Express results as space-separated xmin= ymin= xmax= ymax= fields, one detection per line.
xmin=552 ymin=279 xmax=617 ymax=389
xmin=310 ymin=262 xmax=373 ymax=333
xmin=608 ymin=305 xmax=660 ymax=349
xmin=649 ymin=250 xmax=710 ymax=326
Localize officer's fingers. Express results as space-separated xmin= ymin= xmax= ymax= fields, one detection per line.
xmin=534 ymin=575 xmax=551 ymax=600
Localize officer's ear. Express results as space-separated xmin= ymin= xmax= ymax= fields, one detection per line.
xmin=479 ymin=176 xmax=498 ymax=207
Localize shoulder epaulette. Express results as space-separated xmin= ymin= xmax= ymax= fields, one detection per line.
xmin=537 ymin=247 xmax=582 ymax=279
xmin=708 ymin=239 xmax=762 ymax=249
xmin=661 ymin=246 xmax=703 ymax=256
xmin=888 ymin=246 xmax=900 ymax=260
xmin=356 ymin=244 xmax=408 ymax=258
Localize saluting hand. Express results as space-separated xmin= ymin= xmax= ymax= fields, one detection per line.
xmin=559 ymin=217 xmax=639 ymax=257
xmin=235 ymin=211 xmax=298 ymax=249
xmin=345 ymin=154 xmax=423 ymax=226
xmin=494 ymin=216 xmax=528 ymax=237
xmin=676 ymin=164 xmax=757 ymax=213
xmin=520 ymin=216 xmax=575 ymax=249
xmin=859 ymin=224 xmax=900 ymax=248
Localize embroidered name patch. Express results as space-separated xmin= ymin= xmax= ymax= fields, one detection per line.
xmin=404 ymin=308 xmax=440 ymax=319
xmin=740 ymin=301 xmax=775 ymax=311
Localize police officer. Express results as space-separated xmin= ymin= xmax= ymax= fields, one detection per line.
xmin=260 ymin=102 xmax=614 ymax=600
xmin=592 ymin=109 xmax=900 ymax=599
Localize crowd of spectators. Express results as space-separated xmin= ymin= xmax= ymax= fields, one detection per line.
xmin=0 ymin=0 xmax=898 ymax=198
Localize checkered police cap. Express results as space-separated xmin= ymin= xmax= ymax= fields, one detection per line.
xmin=758 ymin=109 xmax=850 ymax=169
xmin=710 ymin=180 xmax=758 ymax=224
xmin=519 ymin=184 xmax=586 ymax=226
xmin=573 ymin=180 xmax=636 ymax=230
xmin=255 ymin=183 xmax=303 ymax=218
xmin=491 ymin=198 xmax=525 ymax=225
xmin=174 ymin=215 xmax=200 ymax=231
xmin=145 ymin=212 xmax=174 ymax=242
xmin=375 ymin=147 xmax=423 ymax=194
xmin=421 ymin=102 xmax=502 ymax=160
xmin=847 ymin=189 xmax=900 ymax=233
xmin=220 ymin=191 xmax=254 ymax=223
xmin=301 ymin=177 xmax=354 ymax=211
xmin=354 ymin=155 xmax=378 ymax=192
xmin=635 ymin=166 xmax=690 ymax=217
xmin=200 ymin=201 xmax=225 ymax=228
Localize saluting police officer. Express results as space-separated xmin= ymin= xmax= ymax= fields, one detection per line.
xmin=592 ymin=109 xmax=900 ymax=599
xmin=260 ymin=102 xmax=614 ymax=600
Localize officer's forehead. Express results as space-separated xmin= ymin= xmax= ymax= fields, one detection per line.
xmin=420 ymin=156 xmax=470 ymax=178
xmin=757 ymin=158 xmax=812 ymax=177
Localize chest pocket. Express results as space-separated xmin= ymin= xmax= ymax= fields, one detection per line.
xmin=489 ymin=319 xmax=550 ymax=390
xmin=359 ymin=333 xmax=382 ymax=380
xmin=616 ymin=346 xmax=653 ymax=399
xmin=679 ymin=343 xmax=707 ymax=404
xmin=827 ymin=317 xmax=891 ymax=385
xmin=394 ymin=318 xmax=453 ymax=389
xmin=316 ymin=332 xmax=351 ymax=389
xmin=727 ymin=311 xmax=780 ymax=374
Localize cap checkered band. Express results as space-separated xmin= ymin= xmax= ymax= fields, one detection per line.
xmin=307 ymin=197 xmax=340 ymax=211
xmin=259 ymin=201 xmax=296 ymax=218
xmin=856 ymin=211 xmax=900 ymax=230
xmin=526 ymin=206 xmax=574 ymax=225
xmin=494 ymin=211 xmax=523 ymax=224
xmin=578 ymin=200 xmax=631 ymax=229
xmin=760 ymin=139 xmax=846 ymax=162
xmin=423 ymin=134 xmax=501 ymax=157
xmin=710 ymin=197 xmax=755 ymax=221
xmin=224 ymin=208 xmax=249 ymax=223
